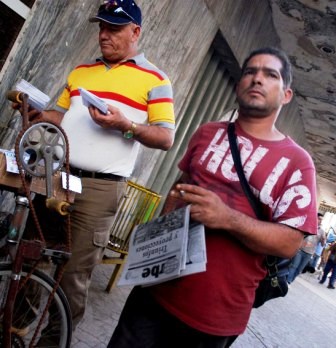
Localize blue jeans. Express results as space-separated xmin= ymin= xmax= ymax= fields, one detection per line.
xmin=287 ymin=250 xmax=313 ymax=283
xmin=320 ymin=260 xmax=336 ymax=286
xmin=309 ymin=253 xmax=323 ymax=269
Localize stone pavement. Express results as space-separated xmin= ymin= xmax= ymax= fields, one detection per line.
xmin=72 ymin=265 xmax=336 ymax=348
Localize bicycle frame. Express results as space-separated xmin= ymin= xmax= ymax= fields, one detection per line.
xmin=1 ymin=193 xmax=72 ymax=346
xmin=0 ymin=95 xmax=72 ymax=347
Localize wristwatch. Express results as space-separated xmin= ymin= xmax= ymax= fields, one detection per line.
xmin=123 ymin=122 xmax=137 ymax=139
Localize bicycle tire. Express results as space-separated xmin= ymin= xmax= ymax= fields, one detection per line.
xmin=0 ymin=262 xmax=72 ymax=347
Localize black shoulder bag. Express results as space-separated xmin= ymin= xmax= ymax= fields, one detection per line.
xmin=227 ymin=122 xmax=290 ymax=308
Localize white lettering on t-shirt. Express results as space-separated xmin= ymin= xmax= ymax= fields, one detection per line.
xmin=198 ymin=129 xmax=312 ymax=226
xmin=199 ymin=129 xmax=228 ymax=174
xmin=260 ymin=157 xmax=290 ymax=206
xmin=240 ymin=142 xmax=268 ymax=182
xmin=274 ymin=183 xmax=311 ymax=219
xmin=200 ymin=132 xmax=269 ymax=183
xmin=288 ymin=169 xmax=302 ymax=185
xmin=277 ymin=215 xmax=307 ymax=228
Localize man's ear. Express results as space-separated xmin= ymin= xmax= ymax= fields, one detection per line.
xmin=132 ymin=25 xmax=141 ymax=41
xmin=282 ymin=87 xmax=293 ymax=105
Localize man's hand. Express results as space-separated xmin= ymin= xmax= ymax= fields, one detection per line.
xmin=88 ymin=104 xmax=130 ymax=132
xmin=170 ymin=183 xmax=232 ymax=229
xmin=88 ymin=104 xmax=174 ymax=150
xmin=170 ymin=183 xmax=304 ymax=258
xmin=11 ymin=102 xmax=64 ymax=125
xmin=11 ymin=102 xmax=44 ymax=122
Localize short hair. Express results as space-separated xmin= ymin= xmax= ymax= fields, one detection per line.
xmin=241 ymin=47 xmax=293 ymax=88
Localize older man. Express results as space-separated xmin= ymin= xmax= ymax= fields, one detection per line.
xmin=16 ymin=0 xmax=175 ymax=339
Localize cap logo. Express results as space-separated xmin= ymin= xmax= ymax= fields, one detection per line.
xmin=113 ymin=6 xmax=136 ymax=23
xmin=105 ymin=1 xmax=118 ymax=10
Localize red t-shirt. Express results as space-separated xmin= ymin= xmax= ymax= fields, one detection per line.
xmin=151 ymin=121 xmax=317 ymax=336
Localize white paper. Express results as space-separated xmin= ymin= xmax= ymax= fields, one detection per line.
xmin=15 ymin=79 xmax=50 ymax=111
xmin=61 ymin=172 xmax=82 ymax=193
xmin=1 ymin=149 xmax=29 ymax=174
xmin=180 ymin=222 xmax=207 ymax=276
xmin=78 ymin=88 xmax=108 ymax=114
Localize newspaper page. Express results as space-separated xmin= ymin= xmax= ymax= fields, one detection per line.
xmin=180 ymin=221 xmax=207 ymax=277
xmin=147 ymin=222 xmax=207 ymax=287
xmin=118 ymin=205 xmax=207 ymax=287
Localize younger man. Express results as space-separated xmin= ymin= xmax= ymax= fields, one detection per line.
xmin=108 ymin=47 xmax=317 ymax=348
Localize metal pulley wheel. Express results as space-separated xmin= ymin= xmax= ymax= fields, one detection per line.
xmin=18 ymin=122 xmax=67 ymax=177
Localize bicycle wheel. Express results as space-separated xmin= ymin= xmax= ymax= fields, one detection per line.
xmin=0 ymin=262 xmax=72 ymax=347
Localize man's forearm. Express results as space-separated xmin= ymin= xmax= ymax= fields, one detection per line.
xmin=132 ymin=124 xmax=174 ymax=150
xmin=170 ymin=183 xmax=305 ymax=258
xmin=225 ymin=208 xmax=304 ymax=258
xmin=27 ymin=108 xmax=64 ymax=125
xmin=41 ymin=110 xmax=64 ymax=125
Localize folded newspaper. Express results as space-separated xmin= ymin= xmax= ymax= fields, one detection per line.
xmin=118 ymin=205 xmax=207 ymax=287
xmin=78 ymin=88 xmax=108 ymax=114
xmin=15 ymin=79 xmax=50 ymax=111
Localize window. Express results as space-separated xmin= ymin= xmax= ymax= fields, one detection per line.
xmin=0 ymin=0 xmax=35 ymax=71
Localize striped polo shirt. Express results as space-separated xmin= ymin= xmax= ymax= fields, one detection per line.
xmin=56 ymin=53 xmax=175 ymax=177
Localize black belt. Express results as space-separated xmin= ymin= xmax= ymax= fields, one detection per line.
xmin=69 ymin=166 xmax=126 ymax=181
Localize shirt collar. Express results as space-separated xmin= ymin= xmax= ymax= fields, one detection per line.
xmin=96 ymin=53 xmax=145 ymax=69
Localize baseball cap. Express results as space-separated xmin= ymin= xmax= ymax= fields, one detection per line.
xmin=89 ymin=0 xmax=142 ymax=26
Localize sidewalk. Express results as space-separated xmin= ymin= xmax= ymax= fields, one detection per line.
xmin=72 ymin=265 xmax=336 ymax=347
xmin=233 ymin=270 xmax=336 ymax=348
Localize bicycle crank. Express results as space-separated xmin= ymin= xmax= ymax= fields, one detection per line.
xmin=17 ymin=122 xmax=67 ymax=198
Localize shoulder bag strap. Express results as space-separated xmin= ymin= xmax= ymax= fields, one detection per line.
xmin=227 ymin=122 xmax=278 ymax=271
xmin=227 ymin=122 xmax=263 ymax=220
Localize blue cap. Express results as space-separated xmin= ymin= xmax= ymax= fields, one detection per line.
xmin=89 ymin=0 xmax=142 ymax=26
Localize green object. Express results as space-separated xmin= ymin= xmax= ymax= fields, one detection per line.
xmin=142 ymin=201 xmax=157 ymax=223
xmin=8 ymin=227 xmax=17 ymax=239
xmin=123 ymin=122 xmax=137 ymax=139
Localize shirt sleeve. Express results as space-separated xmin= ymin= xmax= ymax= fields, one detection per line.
xmin=273 ymin=149 xmax=318 ymax=235
xmin=147 ymin=80 xmax=175 ymax=129
xmin=56 ymin=68 xmax=76 ymax=111
xmin=178 ymin=126 xmax=204 ymax=173
xmin=56 ymin=83 xmax=71 ymax=111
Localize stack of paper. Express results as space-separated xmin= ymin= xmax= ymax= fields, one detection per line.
xmin=118 ymin=205 xmax=207 ymax=287
xmin=78 ymin=88 xmax=108 ymax=114
xmin=15 ymin=79 xmax=50 ymax=111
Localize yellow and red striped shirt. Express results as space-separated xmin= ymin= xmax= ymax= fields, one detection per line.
xmin=56 ymin=53 xmax=175 ymax=176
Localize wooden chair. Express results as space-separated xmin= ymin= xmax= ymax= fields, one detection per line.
xmin=101 ymin=181 xmax=161 ymax=292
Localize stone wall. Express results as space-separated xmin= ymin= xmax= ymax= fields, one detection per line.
xmin=0 ymin=0 xmax=306 ymax=187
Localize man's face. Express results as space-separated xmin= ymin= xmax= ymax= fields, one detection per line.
xmin=98 ymin=22 xmax=140 ymax=63
xmin=236 ymin=54 xmax=293 ymax=117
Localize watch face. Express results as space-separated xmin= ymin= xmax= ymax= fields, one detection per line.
xmin=123 ymin=130 xmax=134 ymax=139
xmin=123 ymin=122 xmax=136 ymax=139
